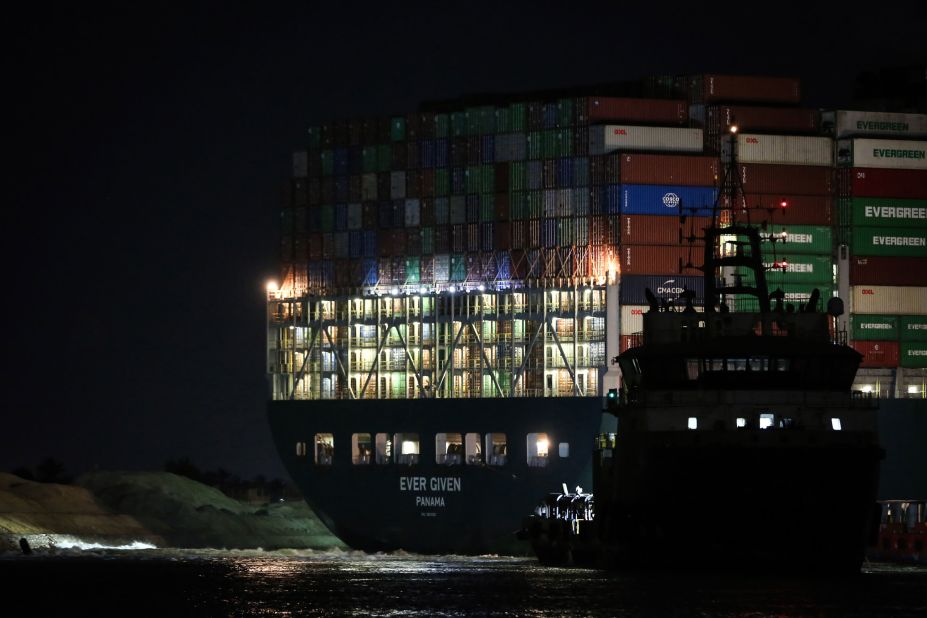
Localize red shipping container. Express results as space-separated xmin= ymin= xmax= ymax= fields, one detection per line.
xmin=421 ymin=169 xmax=436 ymax=197
xmin=620 ymin=245 xmax=703 ymax=276
xmin=849 ymin=256 xmax=927 ymax=286
xmin=838 ymin=168 xmax=927 ymax=199
xmin=853 ymin=341 xmax=900 ymax=368
xmin=722 ymin=193 xmax=833 ymax=226
xmin=620 ymin=335 xmax=640 ymax=354
xmin=738 ymin=164 xmax=833 ymax=195
xmin=495 ymin=193 xmax=510 ymax=221
xmin=619 ymin=153 xmax=720 ymax=186
xmin=706 ymin=106 xmax=819 ymax=134
xmin=495 ymin=163 xmax=510 ymax=192
xmin=691 ymin=74 xmax=801 ymax=104
xmin=494 ymin=222 xmax=512 ymax=250
xmin=619 ymin=215 xmax=710 ymax=245
xmin=588 ymin=97 xmax=688 ymax=125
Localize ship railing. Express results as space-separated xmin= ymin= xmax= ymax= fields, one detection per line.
xmin=436 ymin=453 xmax=462 ymax=465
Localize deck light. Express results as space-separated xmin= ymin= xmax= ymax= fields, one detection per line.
xmin=266 ymin=280 xmax=278 ymax=292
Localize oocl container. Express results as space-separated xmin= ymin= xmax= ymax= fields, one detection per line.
xmin=852 ymin=341 xmax=900 ymax=368
xmin=836 ymin=138 xmax=927 ymax=170
xmin=822 ymin=110 xmax=927 ymax=140
xmin=849 ymin=256 xmax=927 ymax=286
xmin=847 ymin=197 xmax=927 ymax=227
xmin=851 ymin=226 xmax=927 ymax=258
xmin=722 ymin=134 xmax=833 ymax=166
xmin=621 ymin=184 xmax=718 ymax=217
xmin=588 ymin=126 xmax=703 ymax=155
xmin=852 ymin=285 xmax=927 ymax=315
xmin=851 ymin=314 xmax=900 ymax=341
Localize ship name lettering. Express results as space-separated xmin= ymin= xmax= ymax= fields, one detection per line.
xmin=416 ymin=496 xmax=446 ymax=507
xmin=431 ymin=477 xmax=461 ymax=492
xmin=400 ymin=476 xmax=428 ymax=491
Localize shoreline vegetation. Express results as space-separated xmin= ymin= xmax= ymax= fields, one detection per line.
xmin=0 ymin=471 xmax=345 ymax=553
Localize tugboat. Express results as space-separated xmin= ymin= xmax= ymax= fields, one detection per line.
xmin=520 ymin=125 xmax=883 ymax=572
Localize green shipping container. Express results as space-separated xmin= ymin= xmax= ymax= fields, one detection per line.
xmin=851 ymin=314 xmax=899 ymax=340
xmin=362 ymin=146 xmax=378 ymax=173
xmin=494 ymin=108 xmax=511 ymax=134
xmin=435 ymin=169 xmax=449 ymax=196
xmin=450 ymin=254 xmax=466 ymax=281
xmin=542 ymin=130 xmax=559 ymax=159
xmin=527 ymin=132 xmax=542 ymax=159
xmin=377 ymin=145 xmax=391 ymax=172
xmin=738 ymin=254 xmax=833 ymax=287
xmin=390 ymin=117 xmax=406 ymax=142
xmin=405 ymin=258 xmax=420 ymax=283
xmin=479 ymin=107 xmax=495 ymax=134
xmin=852 ymin=226 xmax=927 ymax=257
xmin=510 ymin=162 xmax=527 ymax=191
xmin=900 ymin=315 xmax=927 ymax=341
xmin=557 ymin=98 xmax=574 ymax=127
xmin=481 ymin=165 xmax=495 ymax=193
xmin=527 ymin=191 xmax=543 ymax=218
xmin=451 ymin=112 xmax=467 ymax=137
xmin=849 ymin=197 xmax=927 ymax=228
xmin=558 ymin=129 xmax=574 ymax=157
xmin=900 ymin=342 xmax=927 ymax=368
xmin=435 ymin=114 xmax=449 ymax=139
xmin=466 ymin=108 xmax=481 ymax=136
xmin=480 ymin=194 xmax=494 ymax=221
xmin=467 ymin=166 xmax=481 ymax=194
xmin=735 ymin=224 xmax=832 ymax=256
xmin=734 ymin=284 xmax=834 ymax=312
xmin=321 ymin=150 xmax=334 ymax=176
xmin=320 ymin=204 xmax=334 ymax=232
xmin=421 ymin=227 xmax=434 ymax=254
xmin=510 ymin=103 xmax=527 ymax=132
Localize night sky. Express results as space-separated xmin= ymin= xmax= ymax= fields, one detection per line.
xmin=6 ymin=2 xmax=925 ymax=480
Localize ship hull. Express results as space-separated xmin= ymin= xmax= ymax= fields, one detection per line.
xmin=268 ymin=397 xmax=605 ymax=554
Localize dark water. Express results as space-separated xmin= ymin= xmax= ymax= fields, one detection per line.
xmin=1 ymin=549 xmax=925 ymax=617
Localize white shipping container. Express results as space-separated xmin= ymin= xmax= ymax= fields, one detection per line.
xmin=823 ymin=110 xmax=927 ymax=139
xmin=390 ymin=171 xmax=406 ymax=199
xmin=404 ymin=199 xmax=420 ymax=227
xmin=347 ymin=203 xmax=363 ymax=230
xmin=292 ymin=151 xmax=308 ymax=178
xmin=588 ymin=125 xmax=703 ymax=156
xmin=837 ymin=138 xmax=927 ymax=170
xmin=722 ymin=134 xmax=833 ymax=166
xmin=619 ymin=305 xmax=649 ymax=335
xmin=851 ymin=285 xmax=927 ymax=315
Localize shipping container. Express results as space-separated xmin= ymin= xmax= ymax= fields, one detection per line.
xmin=822 ymin=110 xmax=927 ymax=140
xmin=587 ymin=97 xmax=687 ymax=125
xmin=619 ymin=214 xmax=710 ymax=245
xmin=732 ymin=224 xmax=833 ymax=255
xmin=722 ymin=193 xmax=833 ymax=226
xmin=837 ymin=168 xmax=927 ymax=199
xmin=851 ymin=226 xmax=927 ymax=258
xmin=901 ymin=342 xmax=927 ymax=367
xmin=849 ymin=256 xmax=927 ymax=286
xmin=706 ymin=106 xmax=819 ymax=135
xmin=846 ymin=197 xmax=927 ymax=228
xmin=620 ymin=275 xmax=705 ymax=307
xmin=734 ymin=284 xmax=833 ymax=313
xmin=900 ymin=315 xmax=927 ymax=342
xmin=722 ymin=134 xmax=833 ymax=167
xmin=588 ymin=126 xmax=703 ymax=156
xmin=689 ymin=74 xmax=801 ymax=104
xmin=621 ymin=184 xmax=718 ymax=217
xmin=852 ymin=285 xmax=927 ymax=315
xmin=852 ymin=341 xmax=900 ymax=368
xmin=619 ymin=305 xmax=649 ymax=336
xmin=620 ymin=245 xmax=702 ymax=276
xmin=736 ymin=255 xmax=833 ymax=287
xmin=851 ymin=314 xmax=899 ymax=341
xmin=617 ymin=153 xmax=719 ymax=186
xmin=836 ymin=138 xmax=927 ymax=170
xmin=738 ymin=163 xmax=834 ymax=195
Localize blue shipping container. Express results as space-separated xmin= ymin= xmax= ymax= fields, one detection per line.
xmin=334 ymin=148 xmax=349 ymax=176
xmin=605 ymin=184 xmax=621 ymax=215
xmin=349 ymin=230 xmax=363 ymax=258
xmin=621 ymin=184 xmax=718 ymax=217
xmin=363 ymin=230 xmax=377 ymax=257
xmin=335 ymin=203 xmax=348 ymax=231
xmin=362 ymin=259 xmax=379 ymax=285
xmin=620 ymin=275 xmax=705 ymax=307
xmin=420 ymin=140 xmax=435 ymax=168
xmin=435 ymin=139 xmax=449 ymax=167
xmin=557 ymin=158 xmax=573 ymax=188
xmin=481 ymin=135 xmax=495 ymax=163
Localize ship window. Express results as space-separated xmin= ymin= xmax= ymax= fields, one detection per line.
xmin=774 ymin=358 xmax=790 ymax=371
xmin=314 ymin=433 xmax=334 ymax=465
xmin=686 ymin=359 xmax=699 ymax=380
xmin=352 ymin=433 xmax=372 ymax=465
xmin=465 ymin=433 xmax=482 ymax=464
xmin=559 ymin=442 xmax=570 ymax=458
xmin=436 ymin=433 xmax=463 ymax=465
xmin=736 ymin=417 xmax=746 ymax=428
xmin=527 ymin=432 xmax=550 ymax=467
xmin=296 ymin=441 xmax=307 ymax=457
xmin=375 ymin=433 xmax=392 ymax=464
xmin=486 ymin=433 xmax=507 ymax=466
xmin=394 ymin=433 xmax=420 ymax=465
xmin=687 ymin=417 xmax=698 ymax=430
xmin=831 ymin=418 xmax=842 ymax=431
xmin=759 ymin=413 xmax=775 ymax=430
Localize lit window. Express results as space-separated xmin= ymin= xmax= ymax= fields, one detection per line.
xmin=314 ymin=433 xmax=334 ymax=465
xmin=759 ymin=414 xmax=774 ymax=430
xmin=375 ymin=433 xmax=392 ymax=465
xmin=907 ymin=385 xmax=919 ymax=395
xmin=296 ymin=441 xmax=307 ymax=457
xmin=527 ymin=432 xmax=550 ymax=467
xmin=485 ymin=433 xmax=507 ymax=466
xmin=394 ymin=433 xmax=420 ymax=465
xmin=736 ymin=417 xmax=746 ymax=428
xmin=559 ymin=442 xmax=570 ymax=458
xmin=687 ymin=417 xmax=698 ymax=430
xmin=861 ymin=385 xmax=873 ymax=394
xmin=465 ymin=433 xmax=482 ymax=465
xmin=352 ymin=433 xmax=372 ymax=465
xmin=831 ymin=418 xmax=842 ymax=431
xmin=436 ymin=433 xmax=463 ymax=465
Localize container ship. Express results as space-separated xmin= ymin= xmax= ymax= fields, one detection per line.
xmin=266 ymin=72 xmax=927 ymax=554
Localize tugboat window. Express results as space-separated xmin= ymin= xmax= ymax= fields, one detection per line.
xmin=559 ymin=442 xmax=570 ymax=458
xmin=314 ymin=433 xmax=334 ymax=465
xmin=436 ymin=433 xmax=463 ymax=465
xmin=831 ymin=418 xmax=842 ymax=431
xmin=687 ymin=417 xmax=698 ymax=430
xmin=352 ymin=433 xmax=372 ymax=465
xmin=296 ymin=441 xmax=307 ymax=457
xmin=759 ymin=413 xmax=775 ymax=430
xmin=375 ymin=433 xmax=392 ymax=465
xmin=527 ymin=432 xmax=550 ymax=467
xmin=485 ymin=433 xmax=507 ymax=466
xmin=394 ymin=433 xmax=420 ymax=465
xmin=736 ymin=417 xmax=746 ymax=428
xmin=464 ymin=432 xmax=482 ymax=464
